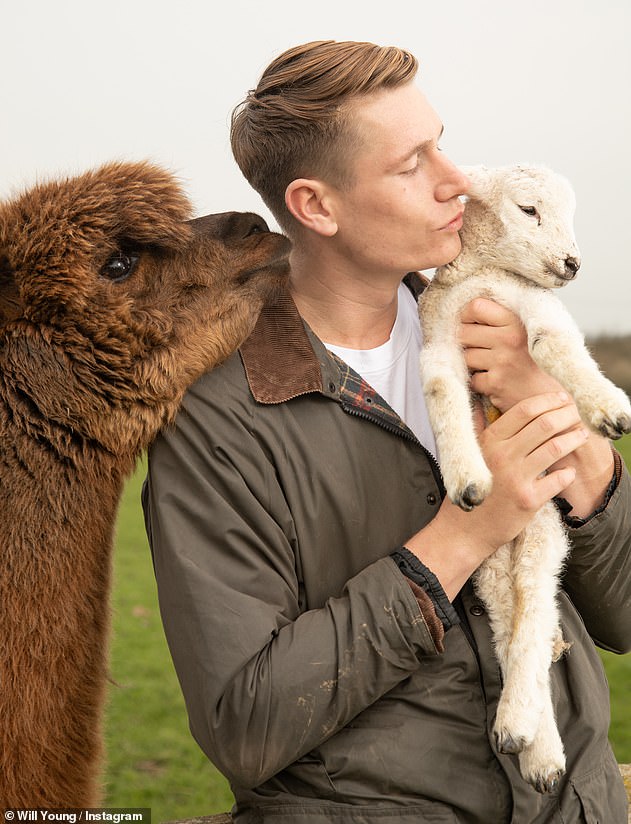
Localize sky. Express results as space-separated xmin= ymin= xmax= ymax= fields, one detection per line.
xmin=1 ymin=0 xmax=629 ymax=335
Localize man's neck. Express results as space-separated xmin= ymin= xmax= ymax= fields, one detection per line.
xmin=289 ymin=247 xmax=403 ymax=350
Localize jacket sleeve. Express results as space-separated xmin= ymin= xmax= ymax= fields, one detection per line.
xmin=142 ymin=375 xmax=440 ymax=789
xmin=562 ymin=450 xmax=631 ymax=654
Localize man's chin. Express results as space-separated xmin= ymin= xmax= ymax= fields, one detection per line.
xmin=416 ymin=240 xmax=462 ymax=272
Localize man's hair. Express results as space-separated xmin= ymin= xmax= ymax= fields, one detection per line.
xmin=230 ymin=40 xmax=418 ymax=233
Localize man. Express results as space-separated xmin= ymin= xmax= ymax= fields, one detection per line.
xmin=143 ymin=40 xmax=631 ymax=822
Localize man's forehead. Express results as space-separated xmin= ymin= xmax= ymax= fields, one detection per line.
xmin=350 ymin=85 xmax=443 ymax=161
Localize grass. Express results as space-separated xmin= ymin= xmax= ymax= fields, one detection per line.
xmin=600 ymin=433 xmax=631 ymax=763
xmin=104 ymin=437 xmax=631 ymax=820
xmin=104 ymin=459 xmax=233 ymax=821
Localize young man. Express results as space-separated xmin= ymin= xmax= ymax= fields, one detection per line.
xmin=143 ymin=41 xmax=631 ymax=823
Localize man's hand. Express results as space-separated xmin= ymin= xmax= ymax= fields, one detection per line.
xmin=458 ymin=297 xmax=561 ymax=410
xmin=406 ymin=391 xmax=586 ymax=600
xmin=458 ymin=298 xmax=615 ymax=519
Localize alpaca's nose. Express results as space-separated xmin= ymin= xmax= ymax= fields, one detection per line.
xmin=563 ymin=256 xmax=580 ymax=279
xmin=189 ymin=212 xmax=271 ymax=240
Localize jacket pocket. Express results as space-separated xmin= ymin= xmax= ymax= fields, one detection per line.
xmin=560 ymin=759 xmax=629 ymax=823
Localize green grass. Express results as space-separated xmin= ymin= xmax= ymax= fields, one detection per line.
xmin=104 ymin=438 xmax=631 ymax=819
xmin=104 ymin=459 xmax=233 ymax=821
xmin=600 ymin=433 xmax=631 ymax=763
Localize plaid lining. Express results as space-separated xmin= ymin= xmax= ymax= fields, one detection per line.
xmin=329 ymin=351 xmax=419 ymax=442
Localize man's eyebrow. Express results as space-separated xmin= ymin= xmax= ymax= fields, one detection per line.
xmin=392 ymin=125 xmax=445 ymax=168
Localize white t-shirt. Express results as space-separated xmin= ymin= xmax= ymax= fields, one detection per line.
xmin=324 ymin=282 xmax=438 ymax=459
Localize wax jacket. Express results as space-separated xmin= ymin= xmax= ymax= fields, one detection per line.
xmin=143 ymin=278 xmax=631 ymax=823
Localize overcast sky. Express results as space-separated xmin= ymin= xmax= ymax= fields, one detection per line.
xmin=2 ymin=0 xmax=629 ymax=335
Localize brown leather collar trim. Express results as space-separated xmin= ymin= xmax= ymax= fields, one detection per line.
xmin=239 ymin=272 xmax=428 ymax=405
xmin=239 ymin=290 xmax=324 ymax=404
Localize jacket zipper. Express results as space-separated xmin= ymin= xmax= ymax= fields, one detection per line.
xmin=340 ymin=402 xmax=445 ymax=495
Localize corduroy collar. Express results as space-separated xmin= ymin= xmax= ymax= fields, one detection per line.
xmin=239 ymin=272 xmax=428 ymax=405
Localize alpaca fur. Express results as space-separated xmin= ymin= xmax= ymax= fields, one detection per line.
xmin=419 ymin=164 xmax=631 ymax=792
xmin=0 ymin=161 xmax=290 ymax=807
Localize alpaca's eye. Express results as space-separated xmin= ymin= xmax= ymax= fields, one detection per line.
xmin=519 ymin=205 xmax=540 ymax=220
xmin=101 ymin=252 xmax=139 ymax=282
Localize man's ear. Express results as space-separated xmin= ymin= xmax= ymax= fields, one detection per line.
xmin=285 ymin=179 xmax=338 ymax=237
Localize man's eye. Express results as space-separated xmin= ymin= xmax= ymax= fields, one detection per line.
xmin=101 ymin=252 xmax=139 ymax=282
xmin=402 ymin=159 xmax=421 ymax=175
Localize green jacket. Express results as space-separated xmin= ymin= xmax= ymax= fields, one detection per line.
xmin=143 ymin=283 xmax=631 ymax=823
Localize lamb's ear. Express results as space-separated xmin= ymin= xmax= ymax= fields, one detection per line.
xmin=460 ymin=165 xmax=496 ymax=202
xmin=0 ymin=253 xmax=23 ymax=325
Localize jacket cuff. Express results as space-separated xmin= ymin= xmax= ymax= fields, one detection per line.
xmin=554 ymin=449 xmax=622 ymax=528
xmin=391 ymin=547 xmax=460 ymax=651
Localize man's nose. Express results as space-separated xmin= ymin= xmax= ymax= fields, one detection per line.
xmin=435 ymin=156 xmax=470 ymax=202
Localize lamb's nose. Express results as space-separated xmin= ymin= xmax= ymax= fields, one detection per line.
xmin=564 ymin=256 xmax=580 ymax=278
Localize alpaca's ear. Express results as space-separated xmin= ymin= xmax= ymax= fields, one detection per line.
xmin=460 ymin=165 xmax=496 ymax=202
xmin=0 ymin=253 xmax=22 ymax=325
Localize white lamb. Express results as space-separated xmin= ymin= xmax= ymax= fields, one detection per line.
xmin=418 ymin=164 xmax=631 ymax=793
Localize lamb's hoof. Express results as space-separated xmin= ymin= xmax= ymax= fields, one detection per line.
xmin=495 ymin=730 xmax=527 ymax=755
xmin=596 ymin=412 xmax=631 ymax=440
xmin=453 ymin=482 xmax=487 ymax=512
xmin=531 ymin=769 xmax=563 ymax=795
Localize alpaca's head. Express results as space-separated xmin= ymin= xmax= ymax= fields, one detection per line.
xmin=458 ymin=164 xmax=580 ymax=288
xmin=0 ymin=161 xmax=291 ymax=455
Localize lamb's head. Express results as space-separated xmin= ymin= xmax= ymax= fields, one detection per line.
xmin=0 ymin=161 xmax=291 ymax=457
xmin=458 ymin=164 xmax=580 ymax=288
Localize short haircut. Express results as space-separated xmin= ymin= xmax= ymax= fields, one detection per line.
xmin=230 ymin=40 xmax=418 ymax=233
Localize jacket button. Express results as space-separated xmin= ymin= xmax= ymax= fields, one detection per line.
xmin=470 ymin=604 xmax=485 ymax=617
xmin=426 ymin=493 xmax=437 ymax=505
xmin=328 ymin=382 xmax=337 ymax=393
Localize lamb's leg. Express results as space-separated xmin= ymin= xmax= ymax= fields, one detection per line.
xmin=476 ymin=506 xmax=569 ymax=787
xmin=474 ymin=539 xmax=515 ymax=675
xmin=519 ymin=688 xmax=566 ymax=794
xmin=529 ymin=327 xmax=631 ymax=439
xmin=420 ymin=342 xmax=493 ymax=510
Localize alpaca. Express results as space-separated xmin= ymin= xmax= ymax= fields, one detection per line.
xmin=0 ymin=161 xmax=290 ymax=807
xmin=418 ymin=164 xmax=631 ymax=793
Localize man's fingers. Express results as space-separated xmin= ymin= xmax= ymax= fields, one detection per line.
xmin=525 ymin=424 xmax=589 ymax=480
xmin=463 ymin=347 xmax=492 ymax=371
xmin=459 ymin=297 xmax=517 ymax=326
xmin=535 ymin=465 xmax=578 ymax=502
xmin=482 ymin=391 xmax=588 ymax=482
xmin=486 ymin=392 xmax=575 ymax=440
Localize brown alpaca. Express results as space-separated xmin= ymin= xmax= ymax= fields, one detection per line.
xmin=0 ymin=161 xmax=290 ymax=806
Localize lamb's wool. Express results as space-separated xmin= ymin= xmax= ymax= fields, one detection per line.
xmin=418 ymin=164 xmax=631 ymax=792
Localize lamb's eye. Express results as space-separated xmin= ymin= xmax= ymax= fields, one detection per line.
xmin=100 ymin=252 xmax=139 ymax=282
xmin=519 ymin=205 xmax=540 ymax=220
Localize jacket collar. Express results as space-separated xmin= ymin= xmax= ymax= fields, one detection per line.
xmin=239 ymin=272 xmax=428 ymax=405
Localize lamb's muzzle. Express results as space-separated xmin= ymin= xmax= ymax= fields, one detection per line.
xmin=562 ymin=256 xmax=580 ymax=279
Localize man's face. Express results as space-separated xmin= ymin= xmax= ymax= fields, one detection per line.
xmin=328 ymin=83 xmax=469 ymax=277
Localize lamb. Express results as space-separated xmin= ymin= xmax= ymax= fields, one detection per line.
xmin=0 ymin=161 xmax=290 ymax=807
xmin=418 ymin=164 xmax=631 ymax=793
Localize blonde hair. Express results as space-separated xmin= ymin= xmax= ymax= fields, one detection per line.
xmin=230 ymin=40 xmax=418 ymax=232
